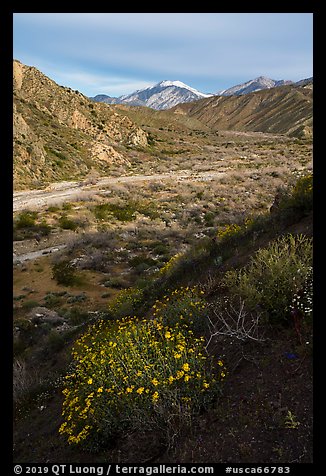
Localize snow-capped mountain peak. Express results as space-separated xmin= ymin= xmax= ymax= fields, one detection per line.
xmin=158 ymin=80 xmax=186 ymax=88
xmin=91 ymin=80 xmax=212 ymax=110
xmin=156 ymin=80 xmax=211 ymax=98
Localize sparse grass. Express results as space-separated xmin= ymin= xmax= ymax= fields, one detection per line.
xmin=13 ymin=358 xmax=35 ymax=403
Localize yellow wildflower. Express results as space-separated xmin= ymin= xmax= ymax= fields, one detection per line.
xmin=176 ymin=370 xmax=184 ymax=379
xmin=152 ymin=391 xmax=159 ymax=402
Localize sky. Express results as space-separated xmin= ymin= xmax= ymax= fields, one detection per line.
xmin=13 ymin=13 xmax=313 ymax=97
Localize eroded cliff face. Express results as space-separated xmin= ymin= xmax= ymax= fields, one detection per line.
xmin=13 ymin=60 xmax=148 ymax=190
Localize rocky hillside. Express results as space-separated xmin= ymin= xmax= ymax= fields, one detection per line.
xmin=13 ymin=60 xmax=148 ymax=190
xmin=173 ymin=83 xmax=313 ymax=138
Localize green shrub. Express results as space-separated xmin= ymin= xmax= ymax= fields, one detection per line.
xmin=101 ymin=277 xmax=128 ymax=289
xmin=65 ymin=307 xmax=90 ymax=325
xmin=58 ymin=216 xmax=78 ymax=231
xmin=93 ymin=200 xmax=159 ymax=222
xmin=129 ymin=255 xmax=158 ymax=269
xmin=93 ymin=203 xmax=135 ymax=222
xmin=158 ymin=253 xmax=184 ymax=278
xmin=277 ymin=173 xmax=313 ymax=220
xmin=59 ymin=316 xmax=226 ymax=448
xmin=43 ymin=292 xmax=62 ymax=308
xmin=15 ymin=211 xmax=38 ymax=229
xmin=107 ymin=287 xmax=144 ymax=319
xmin=151 ymin=286 xmax=208 ymax=333
xmin=216 ymin=223 xmax=243 ymax=243
xmin=52 ymin=260 xmax=81 ymax=286
xmin=288 ymin=173 xmax=313 ymax=212
xmin=47 ymin=205 xmax=60 ymax=213
xmin=46 ymin=330 xmax=67 ymax=353
xmin=37 ymin=220 xmax=52 ymax=236
xmin=21 ymin=300 xmax=39 ymax=310
xmin=13 ymin=212 xmax=52 ymax=240
xmin=222 ymin=234 xmax=313 ymax=324
xmin=151 ymin=242 xmax=170 ymax=256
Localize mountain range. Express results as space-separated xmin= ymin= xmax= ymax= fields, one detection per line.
xmin=13 ymin=59 xmax=313 ymax=190
xmin=91 ymin=76 xmax=312 ymax=110
xmin=90 ymin=80 xmax=212 ymax=110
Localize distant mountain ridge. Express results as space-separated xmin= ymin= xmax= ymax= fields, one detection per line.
xmin=90 ymin=80 xmax=212 ymax=110
xmin=172 ymin=81 xmax=313 ymax=139
xmin=92 ymin=76 xmax=313 ymax=110
xmin=216 ymin=76 xmax=294 ymax=96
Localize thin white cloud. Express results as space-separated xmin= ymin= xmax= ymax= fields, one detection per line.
xmin=20 ymin=60 xmax=155 ymax=96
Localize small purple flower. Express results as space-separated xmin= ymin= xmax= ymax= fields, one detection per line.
xmin=284 ymin=352 xmax=298 ymax=359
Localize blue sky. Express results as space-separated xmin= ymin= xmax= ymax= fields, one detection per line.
xmin=13 ymin=13 xmax=313 ymax=97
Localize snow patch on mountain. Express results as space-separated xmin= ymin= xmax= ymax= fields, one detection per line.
xmin=157 ymin=80 xmax=212 ymax=98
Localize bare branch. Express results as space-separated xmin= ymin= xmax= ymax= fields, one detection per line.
xmin=205 ymin=298 xmax=265 ymax=353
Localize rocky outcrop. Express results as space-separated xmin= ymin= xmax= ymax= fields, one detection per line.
xmin=28 ymin=306 xmax=65 ymax=326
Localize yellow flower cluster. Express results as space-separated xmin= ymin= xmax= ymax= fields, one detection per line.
xmin=217 ymin=223 xmax=242 ymax=241
xmin=151 ymin=286 xmax=207 ymax=332
xmin=107 ymin=287 xmax=143 ymax=317
xmin=159 ymin=253 xmax=184 ymax=276
xmin=59 ymin=315 xmax=225 ymax=447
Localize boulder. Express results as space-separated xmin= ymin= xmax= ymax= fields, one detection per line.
xmin=28 ymin=306 xmax=65 ymax=326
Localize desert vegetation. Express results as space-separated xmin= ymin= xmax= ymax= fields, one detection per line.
xmin=13 ymin=172 xmax=313 ymax=463
xmin=12 ymin=56 xmax=314 ymax=464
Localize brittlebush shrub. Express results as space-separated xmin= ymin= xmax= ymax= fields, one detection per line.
xmin=59 ymin=316 xmax=226 ymax=450
xmin=151 ymin=286 xmax=208 ymax=333
xmin=107 ymin=287 xmax=144 ymax=319
xmin=277 ymin=173 xmax=313 ymax=222
xmin=222 ymin=234 xmax=312 ymax=324
xmin=284 ymin=173 xmax=313 ymax=213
